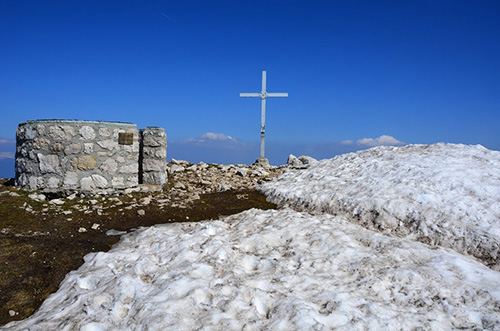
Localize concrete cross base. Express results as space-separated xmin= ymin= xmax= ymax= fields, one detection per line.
xmin=253 ymin=157 xmax=270 ymax=168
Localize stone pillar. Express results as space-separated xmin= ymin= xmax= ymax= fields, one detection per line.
xmin=140 ymin=127 xmax=167 ymax=185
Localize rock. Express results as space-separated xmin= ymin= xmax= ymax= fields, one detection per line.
xmin=91 ymin=175 xmax=108 ymax=188
xmin=78 ymin=227 xmax=87 ymax=233
xmin=100 ymin=159 xmax=118 ymax=174
xmin=91 ymin=223 xmax=100 ymax=230
xmin=50 ymin=198 xmax=65 ymax=205
xmin=171 ymin=158 xmax=190 ymax=166
xmin=186 ymin=164 xmax=198 ymax=172
xmin=143 ymin=159 xmax=165 ymax=172
xmin=106 ymin=229 xmax=127 ymax=236
xmin=216 ymin=183 xmax=231 ymax=192
xmin=286 ymin=154 xmax=318 ymax=169
xmin=137 ymin=209 xmax=145 ymax=216
xmin=47 ymin=177 xmax=60 ymax=189
xmin=174 ymin=182 xmax=186 ymax=190
xmin=236 ymin=168 xmax=248 ymax=177
xmin=79 ymin=126 xmax=96 ymax=140
xmin=9 ymin=310 xmax=16 ymax=317
xmin=298 ymin=155 xmax=317 ymax=167
xmin=169 ymin=164 xmax=185 ymax=173
xmin=63 ymin=172 xmax=79 ymax=188
xmin=200 ymin=180 xmax=212 ymax=185
xmin=72 ymin=155 xmax=97 ymax=171
xmin=140 ymin=197 xmax=152 ymax=205
xmin=38 ymin=154 xmax=61 ymax=174
xmin=80 ymin=175 xmax=108 ymax=191
xmin=64 ymin=143 xmax=82 ymax=155
xmin=28 ymin=193 xmax=46 ymax=201
xmin=9 ymin=192 xmax=20 ymax=197
xmin=96 ymin=139 xmax=118 ymax=151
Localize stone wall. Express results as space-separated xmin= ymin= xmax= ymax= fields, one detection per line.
xmin=141 ymin=127 xmax=167 ymax=185
xmin=15 ymin=120 xmax=140 ymax=192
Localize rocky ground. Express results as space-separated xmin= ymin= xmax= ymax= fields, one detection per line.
xmin=0 ymin=157 xmax=308 ymax=326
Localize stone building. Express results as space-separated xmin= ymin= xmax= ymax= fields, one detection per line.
xmin=15 ymin=120 xmax=167 ymax=193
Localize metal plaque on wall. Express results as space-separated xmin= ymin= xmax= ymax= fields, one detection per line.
xmin=118 ymin=132 xmax=134 ymax=145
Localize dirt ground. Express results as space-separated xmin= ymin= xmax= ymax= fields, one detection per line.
xmin=0 ymin=178 xmax=276 ymax=326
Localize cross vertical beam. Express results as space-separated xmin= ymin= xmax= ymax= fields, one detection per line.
xmin=240 ymin=71 xmax=288 ymax=159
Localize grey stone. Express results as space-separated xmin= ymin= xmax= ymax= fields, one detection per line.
xmin=97 ymin=139 xmax=118 ymax=151
xmin=91 ymin=174 xmax=108 ymax=188
xmin=79 ymin=126 xmax=96 ymax=140
xmin=80 ymin=174 xmax=108 ymax=190
xmin=64 ymin=143 xmax=81 ymax=155
xmin=174 ymin=182 xmax=186 ymax=190
xmin=169 ymin=164 xmax=185 ymax=173
xmin=286 ymin=154 xmax=317 ymax=169
xmin=143 ymin=159 xmax=165 ymax=172
xmin=99 ymin=127 xmax=111 ymax=137
xmin=28 ymin=193 xmax=46 ymax=201
xmin=28 ymin=176 xmax=44 ymax=190
xmin=119 ymin=164 xmax=138 ymax=174
xmin=48 ymin=125 xmax=75 ymax=140
xmin=38 ymin=154 xmax=61 ymax=174
xmin=142 ymin=172 xmax=166 ymax=185
xmin=100 ymin=159 xmax=118 ymax=174
xmin=63 ymin=172 xmax=79 ymax=187
xmin=47 ymin=177 xmax=60 ymax=189
xmin=83 ymin=143 xmax=94 ymax=154
xmin=126 ymin=176 xmax=139 ymax=187
xmin=80 ymin=177 xmax=96 ymax=191
xmin=111 ymin=176 xmax=124 ymax=187
xmin=236 ymin=168 xmax=248 ymax=177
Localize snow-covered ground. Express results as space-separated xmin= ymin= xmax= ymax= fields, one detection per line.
xmin=3 ymin=209 xmax=500 ymax=330
xmin=3 ymin=143 xmax=500 ymax=330
xmin=261 ymin=143 xmax=500 ymax=268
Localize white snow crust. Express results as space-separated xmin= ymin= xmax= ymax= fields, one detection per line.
xmin=261 ymin=143 xmax=500 ymax=267
xmin=3 ymin=143 xmax=500 ymax=330
xmin=3 ymin=208 xmax=500 ymax=330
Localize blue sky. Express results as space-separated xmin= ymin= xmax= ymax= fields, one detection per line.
xmin=1 ymin=0 xmax=499 ymax=176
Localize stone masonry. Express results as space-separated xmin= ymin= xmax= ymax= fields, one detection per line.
xmin=15 ymin=120 xmax=167 ymax=193
xmin=140 ymin=127 xmax=167 ymax=186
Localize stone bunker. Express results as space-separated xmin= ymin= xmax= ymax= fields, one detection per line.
xmin=15 ymin=120 xmax=167 ymax=193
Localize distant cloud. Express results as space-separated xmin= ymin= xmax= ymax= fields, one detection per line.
xmin=200 ymin=132 xmax=239 ymax=142
xmin=0 ymin=152 xmax=14 ymax=160
xmin=0 ymin=139 xmax=13 ymax=144
xmin=357 ymin=135 xmax=404 ymax=147
xmin=184 ymin=132 xmax=243 ymax=146
xmin=341 ymin=135 xmax=404 ymax=147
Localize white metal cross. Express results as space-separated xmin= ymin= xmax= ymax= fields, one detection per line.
xmin=240 ymin=71 xmax=288 ymax=159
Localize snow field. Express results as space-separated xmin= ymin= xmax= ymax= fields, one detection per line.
xmin=260 ymin=143 xmax=500 ymax=268
xmin=3 ymin=208 xmax=500 ymax=330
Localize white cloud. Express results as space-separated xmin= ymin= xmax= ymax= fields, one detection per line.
xmin=184 ymin=132 xmax=243 ymax=145
xmin=0 ymin=139 xmax=14 ymax=144
xmin=0 ymin=152 xmax=14 ymax=160
xmin=200 ymin=133 xmax=236 ymax=141
xmin=340 ymin=139 xmax=355 ymax=145
xmin=357 ymin=135 xmax=404 ymax=147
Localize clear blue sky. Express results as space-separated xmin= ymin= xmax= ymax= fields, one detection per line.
xmin=0 ymin=0 xmax=499 ymax=174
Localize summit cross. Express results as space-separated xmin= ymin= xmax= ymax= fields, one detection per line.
xmin=240 ymin=71 xmax=288 ymax=160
